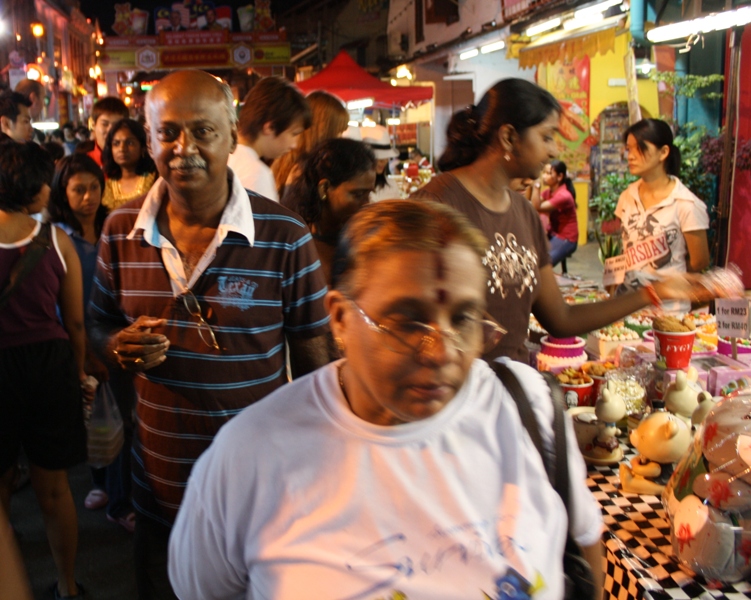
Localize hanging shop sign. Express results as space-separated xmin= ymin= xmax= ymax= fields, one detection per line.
xmin=100 ymin=33 xmax=288 ymax=71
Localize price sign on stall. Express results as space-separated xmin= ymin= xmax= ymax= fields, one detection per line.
xmin=716 ymin=298 xmax=751 ymax=339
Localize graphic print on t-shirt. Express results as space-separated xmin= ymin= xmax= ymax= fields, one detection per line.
xmin=483 ymin=232 xmax=539 ymax=299
xmin=621 ymin=211 xmax=674 ymax=271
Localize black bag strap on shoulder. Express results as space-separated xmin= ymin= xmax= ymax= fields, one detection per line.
xmin=491 ymin=362 xmax=596 ymax=600
xmin=0 ymin=222 xmax=52 ymax=310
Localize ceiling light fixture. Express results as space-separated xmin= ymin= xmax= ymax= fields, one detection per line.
xmin=480 ymin=40 xmax=506 ymax=54
xmin=347 ymin=98 xmax=374 ymax=110
xmin=526 ymin=17 xmax=562 ymax=37
xmin=574 ymin=0 xmax=622 ymax=19
xmin=647 ymin=6 xmax=751 ymax=42
xmin=459 ymin=48 xmax=479 ymax=60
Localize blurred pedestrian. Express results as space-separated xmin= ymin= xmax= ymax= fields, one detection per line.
xmin=282 ymin=138 xmax=375 ymax=284
xmin=76 ymin=97 xmax=129 ymax=167
xmin=531 ymin=160 xmax=578 ymax=267
xmin=0 ymin=90 xmax=33 ymax=142
xmin=361 ymin=124 xmax=401 ymax=202
xmin=0 ymin=140 xmax=89 ymax=600
xmin=101 ymin=118 xmax=157 ymax=210
xmin=272 ymin=90 xmax=349 ymax=198
xmin=228 ymin=77 xmax=311 ymax=201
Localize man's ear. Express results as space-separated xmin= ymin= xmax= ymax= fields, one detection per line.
xmin=229 ymin=124 xmax=238 ymax=153
xmin=0 ymin=115 xmax=9 ymax=135
xmin=144 ymin=125 xmax=153 ymax=158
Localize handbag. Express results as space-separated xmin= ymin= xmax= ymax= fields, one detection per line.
xmin=0 ymin=222 xmax=52 ymax=310
xmin=492 ymin=362 xmax=597 ymax=600
xmin=86 ymin=381 xmax=124 ymax=468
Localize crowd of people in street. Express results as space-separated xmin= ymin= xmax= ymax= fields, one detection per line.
xmin=0 ymin=68 xmax=727 ymax=600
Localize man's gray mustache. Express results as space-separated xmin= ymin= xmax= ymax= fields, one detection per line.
xmin=169 ymin=157 xmax=207 ymax=170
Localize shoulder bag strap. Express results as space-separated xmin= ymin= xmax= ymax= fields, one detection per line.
xmin=540 ymin=371 xmax=571 ymax=512
xmin=0 ymin=222 xmax=53 ymax=310
xmin=491 ymin=362 xmax=553 ymax=484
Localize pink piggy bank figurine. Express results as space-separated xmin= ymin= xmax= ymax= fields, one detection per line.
xmin=619 ymin=410 xmax=692 ymax=495
xmin=663 ymin=395 xmax=751 ymax=582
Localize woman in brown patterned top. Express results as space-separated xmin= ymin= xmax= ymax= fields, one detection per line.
xmin=101 ymin=118 xmax=157 ymax=210
xmin=413 ymin=78 xmax=723 ymax=362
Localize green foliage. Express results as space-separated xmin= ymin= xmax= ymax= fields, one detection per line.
xmin=590 ymin=172 xmax=637 ymax=226
xmin=589 ymin=172 xmax=636 ymax=259
xmin=650 ymin=72 xmax=724 ymax=100
xmin=674 ymin=123 xmax=716 ymax=206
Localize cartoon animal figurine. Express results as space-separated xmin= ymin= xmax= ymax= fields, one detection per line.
xmin=584 ymin=383 xmax=627 ymax=464
xmin=664 ymin=370 xmax=701 ymax=428
xmin=619 ymin=410 xmax=692 ymax=495
xmin=691 ymin=391 xmax=718 ymax=427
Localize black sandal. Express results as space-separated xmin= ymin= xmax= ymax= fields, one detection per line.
xmin=50 ymin=581 xmax=86 ymax=599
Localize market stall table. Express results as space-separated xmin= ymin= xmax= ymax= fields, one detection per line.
xmin=587 ymin=443 xmax=751 ymax=599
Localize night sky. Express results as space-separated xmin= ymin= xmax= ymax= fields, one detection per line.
xmin=78 ymin=0 xmax=302 ymax=37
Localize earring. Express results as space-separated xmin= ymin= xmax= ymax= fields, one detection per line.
xmin=321 ymin=193 xmax=328 ymax=201
xmin=504 ymin=153 xmax=511 ymax=162
xmin=334 ymin=337 xmax=345 ymax=355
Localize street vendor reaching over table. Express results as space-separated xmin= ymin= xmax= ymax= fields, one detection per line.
xmin=412 ymin=78 xmax=725 ymax=362
xmin=614 ymin=118 xmax=710 ymax=313
xmin=168 ymin=199 xmax=604 ymax=599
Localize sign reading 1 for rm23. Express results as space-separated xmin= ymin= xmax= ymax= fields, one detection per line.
xmin=716 ymin=298 xmax=751 ymax=339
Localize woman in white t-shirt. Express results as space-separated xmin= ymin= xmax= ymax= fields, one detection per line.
xmin=168 ymin=200 xmax=604 ymax=600
xmin=615 ymin=118 xmax=710 ymax=313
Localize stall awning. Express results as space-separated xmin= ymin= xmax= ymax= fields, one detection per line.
xmin=519 ymin=24 xmax=618 ymax=69
xmin=295 ymin=51 xmax=433 ymax=109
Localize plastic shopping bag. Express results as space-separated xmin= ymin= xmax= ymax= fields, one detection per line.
xmin=86 ymin=381 xmax=124 ymax=468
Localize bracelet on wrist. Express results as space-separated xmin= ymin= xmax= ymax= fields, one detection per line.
xmin=644 ymin=284 xmax=662 ymax=308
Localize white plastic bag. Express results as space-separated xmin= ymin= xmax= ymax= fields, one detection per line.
xmin=86 ymin=381 xmax=124 ymax=468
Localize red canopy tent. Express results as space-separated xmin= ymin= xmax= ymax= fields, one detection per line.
xmin=295 ymin=51 xmax=433 ymax=109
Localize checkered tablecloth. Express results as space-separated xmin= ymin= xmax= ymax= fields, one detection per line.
xmin=587 ymin=445 xmax=751 ymax=600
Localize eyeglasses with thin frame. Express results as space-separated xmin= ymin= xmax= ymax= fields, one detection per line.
xmin=182 ymin=289 xmax=222 ymax=351
xmin=347 ymin=298 xmax=506 ymax=356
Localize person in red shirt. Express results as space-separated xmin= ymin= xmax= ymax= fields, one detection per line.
xmin=75 ymin=97 xmax=128 ymax=168
xmin=533 ymin=160 xmax=578 ymax=266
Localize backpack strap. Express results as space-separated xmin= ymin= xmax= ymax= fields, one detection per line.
xmin=491 ymin=362 xmax=571 ymax=514
xmin=0 ymin=222 xmax=53 ymax=310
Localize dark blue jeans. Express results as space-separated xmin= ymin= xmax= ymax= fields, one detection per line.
xmin=549 ymin=235 xmax=578 ymax=267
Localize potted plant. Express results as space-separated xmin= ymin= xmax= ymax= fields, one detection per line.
xmin=589 ymin=172 xmax=637 ymax=263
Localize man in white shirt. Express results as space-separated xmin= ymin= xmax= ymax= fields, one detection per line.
xmin=227 ymin=77 xmax=311 ymax=201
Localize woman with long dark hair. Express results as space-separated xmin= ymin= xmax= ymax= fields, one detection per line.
xmin=532 ymin=159 xmax=578 ymax=266
xmin=282 ymin=138 xmax=375 ymax=284
xmin=101 ymin=118 xmax=156 ymax=210
xmin=616 ymin=118 xmax=709 ymax=313
xmin=413 ymin=78 xmax=720 ymax=362
xmin=49 ymin=154 xmax=137 ymax=533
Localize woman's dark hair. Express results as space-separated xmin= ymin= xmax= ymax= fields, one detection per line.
xmin=623 ymin=118 xmax=681 ymax=177
xmin=0 ymin=140 xmax=55 ymax=212
xmin=102 ymin=118 xmax=155 ymax=179
xmin=282 ymin=138 xmax=375 ymax=225
xmin=374 ymin=170 xmax=388 ymax=190
xmin=438 ymin=78 xmax=560 ymax=172
xmin=48 ymin=154 xmax=108 ymax=238
xmin=549 ymin=160 xmax=577 ymax=206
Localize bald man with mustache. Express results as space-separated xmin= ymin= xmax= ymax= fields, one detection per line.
xmin=88 ymin=70 xmax=334 ymax=599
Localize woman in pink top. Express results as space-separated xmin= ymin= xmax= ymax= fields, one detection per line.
xmin=533 ymin=160 xmax=578 ymax=266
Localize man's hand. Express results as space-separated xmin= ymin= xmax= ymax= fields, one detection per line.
xmin=110 ymin=316 xmax=170 ymax=371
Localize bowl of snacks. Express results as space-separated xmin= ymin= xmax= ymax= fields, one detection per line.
xmin=582 ymin=361 xmax=617 ymax=401
xmin=653 ymin=316 xmax=696 ymax=369
xmin=556 ymin=368 xmax=594 ymax=408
